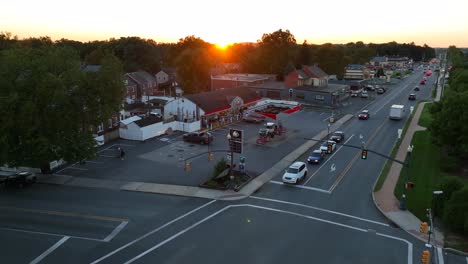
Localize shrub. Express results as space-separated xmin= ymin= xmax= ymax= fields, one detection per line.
xmin=434 ymin=176 xmax=464 ymax=216
xmin=212 ymin=158 xmax=227 ymax=178
xmin=440 ymin=155 xmax=460 ymax=173
xmin=443 ymin=187 xmax=468 ymax=234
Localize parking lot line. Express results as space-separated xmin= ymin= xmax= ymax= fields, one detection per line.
xmin=30 ymin=236 xmax=70 ymax=264
xmin=85 ymin=160 xmax=104 ymax=164
xmin=98 ymin=154 xmax=116 ymax=158
xmin=303 ymin=135 xmax=355 ymax=186
xmin=0 ymin=226 xmax=103 ymax=242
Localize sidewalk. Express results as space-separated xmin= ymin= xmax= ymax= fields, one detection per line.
xmin=38 ymin=114 xmax=354 ymax=201
xmin=373 ymin=101 xmax=445 ymax=247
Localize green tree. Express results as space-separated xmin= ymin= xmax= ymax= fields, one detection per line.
xmin=0 ymin=46 xmax=124 ymax=172
xmin=443 ymin=187 xmax=468 ymax=234
xmin=429 ymin=90 xmax=468 ymax=155
xmin=433 ymin=177 xmax=464 ymax=216
xmin=257 ymin=29 xmax=297 ymax=79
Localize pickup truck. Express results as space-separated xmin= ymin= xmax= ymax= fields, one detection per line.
xmin=0 ymin=171 xmax=36 ymax=188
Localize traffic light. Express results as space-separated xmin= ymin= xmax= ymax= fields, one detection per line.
xmin=361 ymin=149 xmax=368 ymax=159
xmin=327 ymin=144 xmax=333 ymax=154
xmin=185 ymin=162 xmax=191 ymax=172
xmin=420 ymin=222 xmax=428 ymax=234
xmin=209 ymin=152 xmax=214 ymax=161
xmin=421 ymin=250 xmax=430 ymax=264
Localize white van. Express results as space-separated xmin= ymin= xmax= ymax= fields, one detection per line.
xmin=389 ymin=105 xmax=405 ymax=120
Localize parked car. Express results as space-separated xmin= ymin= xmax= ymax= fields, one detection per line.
xmin=365 ymin=85 xmax=375 ymax=91
xmin=307 ymin=149 xmax=324 ymax=164
xmin=320 ymin=140 xmax=337 ymax=154
xmin=419 ymin=79 xmax=426 ymax=85
xmin=0 ymin=171 xmax=36 ymax=188
xmin=358 ymin=110 xmax=370 ymax=120
xmin=329 ymin=131 xmax=345 ymax=143
xmin=282 ymin=161 xmax=308 ymax=184
xmin=408 ymin=94 xmax=416 ymax=101
xmin=376 ymin=88 xmax=385 ymax=94
xmin=182 ymin=132 xmax=213 ymax=144
xmin=360 ymin=91 xmax=369 ymax=98
xmin=242 ymin=115 xmax=264 ymax=123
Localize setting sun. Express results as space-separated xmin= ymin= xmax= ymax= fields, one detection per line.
xmin=215 ymin=42 xmax=231 ymax=50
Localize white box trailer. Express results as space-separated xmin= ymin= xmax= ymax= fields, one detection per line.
xmin=389 ymin=104 xmax=406 ymax=120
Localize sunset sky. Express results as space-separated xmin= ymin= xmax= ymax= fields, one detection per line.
xmin=2 ymin=0 xmax=468 ymax=47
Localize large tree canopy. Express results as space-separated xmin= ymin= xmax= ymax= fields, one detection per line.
xmin=0 ymin=45 xmax=124 ymax=171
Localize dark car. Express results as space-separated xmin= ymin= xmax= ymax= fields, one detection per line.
xmin=242 ymin=115 xmax=263 ymax=123
xmin=183 ymin=132 xmax=213 ymax=144
xmin=376 ymin=88 xmax=385 ymax=94
xmin=0 ymin=171 xmax=36 ymax=188
xmin=414 ymin=86 xmax=420 ymax=91
xmin=329 ymin=131 xmax=345 ymax=143
xmin=408 ymin=94 xmax=416 ymax=101
xmin=365 ymin=85 xmax=375 ymax=91
xmin=307 ymin=149 xmax=324 ymax=164
xmin=358 ymin=110 xmax=370 ymax=120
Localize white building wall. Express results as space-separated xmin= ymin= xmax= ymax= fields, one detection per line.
xmin=164 ymin=97 xmax=198 ymax=121
xmin=119 ymin=123 xmax=143 ymax=141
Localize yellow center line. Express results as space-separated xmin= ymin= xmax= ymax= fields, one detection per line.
xmin=0 ymin=206 xmax=128 ymax=222
xmin=329 ymin=118 xmax=388 ymax=192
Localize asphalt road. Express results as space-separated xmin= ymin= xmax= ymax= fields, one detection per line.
xmin=1 ymin=68 xmax=465 ymax=264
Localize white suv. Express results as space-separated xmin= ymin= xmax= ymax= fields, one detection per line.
xmin=282 ymin=161 xmax=308 ymax=184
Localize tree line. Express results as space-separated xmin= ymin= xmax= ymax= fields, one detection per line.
xmin=429 ymin=46 xmax=468 ymax=236
xmin=0 ymin=30 xmax=436 ymax=170
xmin=2 ymin=30 xmax=435 ymax=93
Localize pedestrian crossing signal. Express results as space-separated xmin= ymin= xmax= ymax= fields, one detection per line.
xmin=361 ymin=149 xmax=368 ymax=159
xmin=185 ymin=162 xmax=191 ymax=172
xmin=420 ymin=222 xmax=428 ymax=234
xmin=209 ymin=152 xmax=214 ymax=161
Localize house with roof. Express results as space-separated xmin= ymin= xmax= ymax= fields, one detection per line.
xmin=344 ymin=64 xmax=371 ymax=80
xmin=370 ymin=57 xmax=389 ymax=67
xmin=156 ymin=68 xmax=177 ymax=87
xmin=125 ymin=71 xmax=158 ymax=102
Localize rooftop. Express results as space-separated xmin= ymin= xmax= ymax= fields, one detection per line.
xmin=211 ymin=73 xmax=276 ymax=82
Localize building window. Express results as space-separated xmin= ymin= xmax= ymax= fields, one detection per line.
xmin=315 ymin=95 xmax=325 ymax=101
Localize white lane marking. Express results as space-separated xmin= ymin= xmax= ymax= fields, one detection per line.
xmin=250 ymin=196 xmax=389 ymax=227
xmin=124 ymin=204 xmax=410 ymax=264
xmin=269 ymin=180 xmax=331 ymax=194
xmin=0 ymin=227 xmax=104 ymax=242
xmin=437 ymin=247 xmax=444 ymax=264
xmin=377 ymin=232 xmax=413 ymax=264
xmin=30 ymin=236 xmax=70 ymax=264
xmin=90 ymin=200 xmax=216 ymax=264
xmin=65 ymin=167 xmax=88 ymax=171
xmin=303 ymin=135 xmax=355 ymax=185
xmin=103 ymin=221 xmax=128 ymax=242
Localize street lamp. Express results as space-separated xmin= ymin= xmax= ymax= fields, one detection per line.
xmin=399 ymin=145 xmax=414 ymax=210
xmin=428 ymin=190 xmax=444 ymax=246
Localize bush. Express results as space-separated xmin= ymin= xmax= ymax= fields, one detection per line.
xmin=443 ymin=187 xmax=468 ymax=234
xmin=212 ymin=158 xmax=227 ymax=178
xmin=434 ymin=176 xmax=464 ymax=216
xmin=440 ymin=155 xmax=460 ymax=173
